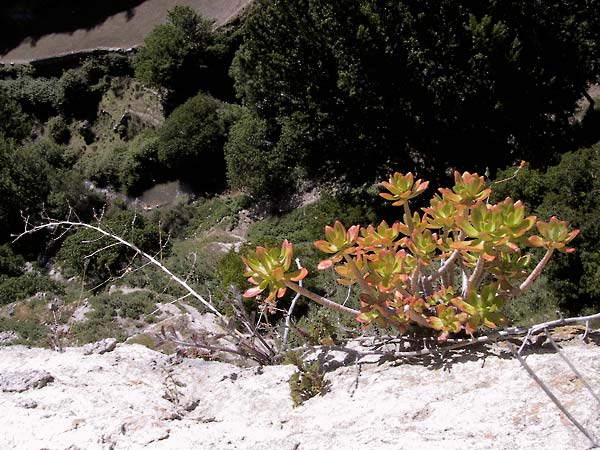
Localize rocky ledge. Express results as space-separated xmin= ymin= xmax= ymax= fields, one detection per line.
xmin=0 ymin=336 xmax=598 ymax=450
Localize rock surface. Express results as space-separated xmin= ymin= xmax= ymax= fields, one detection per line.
xmin=0 ymin=338 xmax=598 ymax=450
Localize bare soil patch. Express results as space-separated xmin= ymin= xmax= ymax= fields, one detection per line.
xmin=0 ymin=0 xmax=251 ymax=64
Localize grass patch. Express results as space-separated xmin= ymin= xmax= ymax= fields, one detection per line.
xmin=183 ymin=194 xmax=250 ymax=237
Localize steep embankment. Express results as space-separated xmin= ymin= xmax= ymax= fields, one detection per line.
xmin=0 ymin=334 xmax=598 ymax=449
xmin=0 ymin=0 xmax=251 ymax=64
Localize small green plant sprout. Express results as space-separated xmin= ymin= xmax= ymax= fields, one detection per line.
xmin=285 ymin=351 xmax=330 ymax=406
xmin=242 ymin=171 xmax=579 ymax=341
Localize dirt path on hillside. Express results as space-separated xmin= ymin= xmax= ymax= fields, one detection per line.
xmin=0 ymin=0 xmax=251 ymax=65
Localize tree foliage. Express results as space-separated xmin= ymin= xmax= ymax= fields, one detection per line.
xmin=134 ymin=5 xmax=223 ymax=102
xmin=493 ymin=145 xmax=600 ymax=314
xmin=0 ymin=137 xmax=52 ymax=241
xmin=224 ymin=108 xmax=288 ymax=196
xmin=230 ymin=0 xmax=600 ymax=191
xmin=156 ymin=92 xmax=229 ymax=191
xmin=57 ymin=210 xmax=163 ymax=288
xmin=0 ymin=88 xmax=32 ymax=141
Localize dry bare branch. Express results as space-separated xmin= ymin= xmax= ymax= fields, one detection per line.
xmin=13 ymin=218 xmax=224 ymax=319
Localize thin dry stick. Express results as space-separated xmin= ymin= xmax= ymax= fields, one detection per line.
xmin=342 ymin=285 xmax=352 ymax=306
xmin=284 ymin=280 xmax=359 ymax=316
xmin=510 ymin=342 xmax=599 ymax=448
xmin=14 ymin=219 xmax=223 ymax=318
xmin=528 ymin=311 xmax=600 ymax=334
xmin=519 ymin=310 xmax=600 ymax=353
xmin=544 ymin=329 xmax=600 ymax=405
xmin=145 ymin=292 xmax=193 ymax=319
xmin=282 ymin=258 xmax=303 ymax=352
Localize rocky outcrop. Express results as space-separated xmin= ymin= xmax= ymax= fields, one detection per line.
xmin=0 ymin=338 xmax=598 ymax=449
xmin=0 ymin=370 xmax=54 ymax=393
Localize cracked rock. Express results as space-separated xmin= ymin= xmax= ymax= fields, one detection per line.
xmin=0 ymin=370 xmax=54 ymax=392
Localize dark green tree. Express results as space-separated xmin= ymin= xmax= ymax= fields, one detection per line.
xmin=230 ymin=0 xmax=600 ymax=191
xmin=0 ymin=137 xmax=52 ymax=242
xmin=118 ymin=131 xmax=162 ymax=196
xmin=134 ymin=5 xmax=227 ymax=104
xmin=157 ymin=92 xmax=230 ymax=192
xmin=0 ymin=88 xmax=32 ymax=141
xmin=224 ymin=108 xmax=287 ymax=196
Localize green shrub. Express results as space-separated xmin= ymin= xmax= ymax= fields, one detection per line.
xmin=0 ymin=244 xmax=25 ymax=277
xmin=502 ymin=275 xmax=561 ymax=326
xmin=0 ymin=317 xmax=49 ymax=346
xmin=0 ymin=88 xmax=32 ymax=141
xmin=248 ymin=194 xmax=376 ymax=294
xmin=0 ymin=136 xmax=52 ymax=241
xmin=47 ymin=116 xmax=71 ymax=144
xmin=118 ymin=131 xmax=161 ymax=195
xmin=285 ymin=351 xmax=330 ymax=407
xmin=70 ymin=318 xmax=127 ymax=345
xmin=157 ymin=92 xmax=228 ymax=192
xmin=215 ymin=249 xmax=247 ymax=293
xmin=134 ymin=6 xmax=218 ymax=93
xmin=183 ymin=194 xmax=249 ymax=237
xmin=69 ymin=291 xmax=158 ymax=344
xmin=0 ymin=76 xmax=63 ymax=117
xmin=57 ymin=210 xmax=163 ymax=288
xmin=0 ymin=272 xmax=63 ymax=305
xmin=76 ymin=143 xmax=127 ymax=189
xmin=493 ymin=145 xmax=600 ymax=315
xmin=88 ymin=291 xmax=157 ymax=321
xmin=224 ymin=110 xmax=286 ymax=197
xmin=289 ymin=306 xmax=358 ymax=348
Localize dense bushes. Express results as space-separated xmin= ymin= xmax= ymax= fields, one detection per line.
xmin=76 ymin=142 xmax=128 ymax=190
xmin=0 ymin=88 xmax=32 ymax=141
xmin=47 ymin=116 xmax=71 ymax=144
xmin=230 ymin=0 xmax=600 ymax=189
xmin=57 ymin=210 xmax=164 ymax=288
xmin=0 ymin=54 xmax=133 ymax=120
xmin=134 ymin=5 xmax=234 ymax=106
xmin=224 ymin=109 xmax=288 ymax=197
xmin=0 ymin=245 xmax=64 ymax=305
xmin=156 ymin=92 xmax=230 ymax=191
xmin=493 ymin=144 xmax=600 ymax=315
xmin=117 ymin=132 xmax=162 ymax=195
xmin=0 ymin=76 xmax=63 ymax=118
xmin=73 ymin=92 xmax=232 ymax=195
xmin=134 ymin=6 xmax=215 ymax=90
xmin=0 ymin=137 xmax=53 ymax=241
xmin=0 ymin=272 xmax=63 ymax=305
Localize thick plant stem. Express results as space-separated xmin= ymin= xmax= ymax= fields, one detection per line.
xmin=410 ymin=263 xmax=420 ymax=294
xmin=465 ymin=254 xmax=486 ymax=299
xmin=405 ymin=306 xmax=432 ymax=328
xmin=403 ymin=201 xmax=414 ymax=233
xmin=284 ymin=280 xmax=359 ymax=316
xmin=427 ymin=249 xmax=461 ymax=284
xmin=518 ymin=248 xmax=554 ymax=293
xmin=343 ymin=254 xmax=377 ymax=299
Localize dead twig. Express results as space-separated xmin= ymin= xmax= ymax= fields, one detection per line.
xmin=510 ymin=341 xmax=599 ymax=448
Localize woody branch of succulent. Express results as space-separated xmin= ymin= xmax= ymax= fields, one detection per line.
xmin=242 ymin=171 xmax=579 ymax=341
